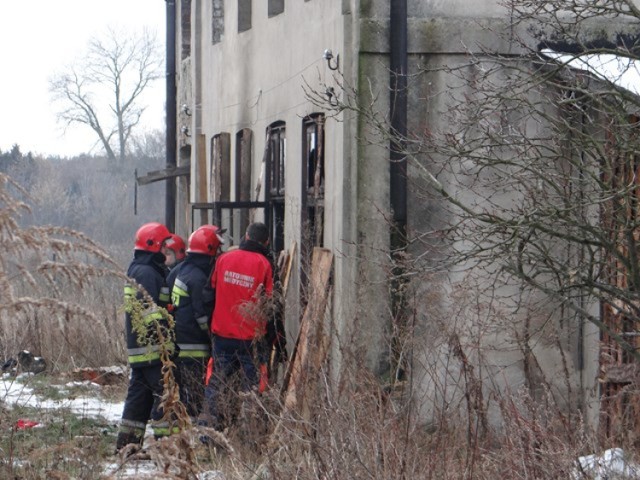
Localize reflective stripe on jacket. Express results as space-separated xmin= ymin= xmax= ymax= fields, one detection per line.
xmin=124 ymin=250 xmax=170 ymax=368
xmin=170 ymin=253 xmax=214 ymax=362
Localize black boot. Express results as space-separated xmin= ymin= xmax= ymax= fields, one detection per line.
xmin=115 ymin=431 xmax=143 ymax=455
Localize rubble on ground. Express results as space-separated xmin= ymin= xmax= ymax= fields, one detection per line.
xmin=1 ymin=350 xmax=47 ymax=375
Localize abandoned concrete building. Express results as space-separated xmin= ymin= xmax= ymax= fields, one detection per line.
xmin=147 ymin=0 xmax=640 ymax=438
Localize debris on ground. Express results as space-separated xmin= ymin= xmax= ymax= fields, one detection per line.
xmin=2 ymin=350 xmax=47 ymax=375
xmin=66 ymin=366 xmax=127 ymax=385
xmin=14 ymin=419 xmax=40 ymax=430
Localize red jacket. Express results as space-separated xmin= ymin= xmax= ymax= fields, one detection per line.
xmin=210 ymin=244 xmax=273 ymax=340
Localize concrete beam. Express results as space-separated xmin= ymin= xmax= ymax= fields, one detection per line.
xmin=360 ymin=16 xmax=640 ymax=56
xmin=537 ymin=18 xmax=640 ymax=54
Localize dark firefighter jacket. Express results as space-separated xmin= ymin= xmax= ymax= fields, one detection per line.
xmin=124 ymin=250 xmax=171 ymax=368
xmin=169 ymin=253 xmax=214 ymax=361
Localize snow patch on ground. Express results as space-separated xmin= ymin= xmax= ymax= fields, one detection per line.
xmin=1 ymin=372 xmax=123 ymax=424
xmin=573 ymin=448 xmax=640 ymax=479
xmin=1 ymin=372 xmax=225 ymax=479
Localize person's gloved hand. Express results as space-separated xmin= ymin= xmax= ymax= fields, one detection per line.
xmin=258 ymin=364 xmax=269 ymax=394
xmin=205 ymin=357 xmax=214 ymax=386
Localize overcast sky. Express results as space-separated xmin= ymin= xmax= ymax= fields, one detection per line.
xmin=0 ymin=1 xmax=166 ymax=158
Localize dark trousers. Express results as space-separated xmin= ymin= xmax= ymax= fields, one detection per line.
xmin=176 ymin=359 xmax=207 ymax=419
xmin=117 ymin=364 xmax=165 ymax=448
xmin=203 ymin=336 xmax=259 ymax=429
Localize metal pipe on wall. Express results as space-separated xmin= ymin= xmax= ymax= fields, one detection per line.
xmin=193 ymin=0 xmax=207 ymax=227
xmin=389 ymin=0 xmax=408 ymax=229
xmin=389 ymin=0 xmax=408 ymax=382
xmin=165 ymin=0 xmax=177 ymax=232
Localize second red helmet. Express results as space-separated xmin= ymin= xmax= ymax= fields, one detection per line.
xmin=134 ymin=222 xmax=172 ymax=253
xmin=165 ymin=234 xmax=186 ymax=261
xmin=187 ymin=225 xmax=224 ymax=256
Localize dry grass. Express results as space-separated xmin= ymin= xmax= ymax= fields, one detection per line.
xmin=0 ymin=173 xmax=126 ymax=370
xmin=2 ymin=170 xmax=638 ymax=479
xmin=0 ymin=362 xmax=620 ymax=480
xmin=130 ymin=365 xmax=611 ymax=480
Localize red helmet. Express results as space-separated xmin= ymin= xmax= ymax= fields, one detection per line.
xmin=134 ymin=222 xmax=171 ymax=253
xmin=165 ymin=234 xmax=186 ymax=261
xmin=187 ymin=225 xmax=224 ymax=256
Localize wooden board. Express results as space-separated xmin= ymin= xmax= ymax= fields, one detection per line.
xmin=252 ymin=247 xmax=333 ymax=480
xmin=282 ymin=247 xmax=333 ymax=410
xmin=278 ymin=241 xmax=296 ymax=295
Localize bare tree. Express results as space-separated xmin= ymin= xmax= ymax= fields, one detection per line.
xmin=49 ymin=27 xmax=163 ymax=166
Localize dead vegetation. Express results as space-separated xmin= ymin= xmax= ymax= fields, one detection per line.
xmin=0 ymin=172 xmax=127 ymax=370
xmin=1 ymin=166 xmax=638 ymax=479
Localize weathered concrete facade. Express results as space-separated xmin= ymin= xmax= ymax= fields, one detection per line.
xmin=171 ymin=0 xmax=622 ymax=429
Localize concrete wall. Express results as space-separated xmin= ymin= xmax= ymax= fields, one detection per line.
xmin=353 ymin=1 xmax=603 ymax=425
xmin=402 ymin=53 xmax=602 ymax=424
xmin=429 ymin=70 xmax=611 ymax=431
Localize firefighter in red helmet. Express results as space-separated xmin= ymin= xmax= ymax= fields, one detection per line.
xmin=168 ymin=225 xmax=224 ymax=421
xmin=164 ymin=233 xmax=186 ymax=270
xmin=116 ymin=222 xmax=175 ymax=453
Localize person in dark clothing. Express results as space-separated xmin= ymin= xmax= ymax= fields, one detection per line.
xmin=202 ymin=222 xmax=274 ymax=431
xmin=169 ymin=225 xmax=224 ymax=420
xmin=115 ymin=222 xmax=173 ymax=452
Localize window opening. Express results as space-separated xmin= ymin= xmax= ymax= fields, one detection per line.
xmin=181 ymin=0 xmax=192 ymax=58
xmin=302 ymin=114 xmax=325 ymax=245
xmin=212 ymin=0 xmax=224 ymax=44
xmin=268 ymin=122 xmax=286 ymax=198
xmin=238 ymin=0 xmax=251 ymax=32
xmin=210 ymin=133 xmax=231 ymax=203
xmin=234 ymin=128 xmax=253 ymax=238
xmin=268 ymin=0 xmax=284 ymax=17
xmin=300 ymin=114 xmax=325 ymax=307
xmin=266 ymin=122 xmax=286 ymax=253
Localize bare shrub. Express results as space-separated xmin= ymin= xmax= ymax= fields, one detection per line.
xmin=477 ymin=389 xmax=590 ymax=479
xmin=0 ymin=172 xmax=125 ymax=369
xmin=234 ymin=354 xmax=612 ymax=480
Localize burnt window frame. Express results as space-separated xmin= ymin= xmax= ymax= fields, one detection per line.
xmin=300 ymin=114 xmax=325 ymax=307
xmin=210 ymin=132 xmax=231 ymax=203
xmin=303 ymin=113 xmax=325 ymax=198
xmin=267 ymin=121 xmax=286 ymax=198
xmin=266 ymin=121 xmax=286 ymax=253
xmin=233 ymin=128 xmax=253 ymax=237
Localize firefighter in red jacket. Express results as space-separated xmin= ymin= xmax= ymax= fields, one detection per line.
xmin=116 ymin=222 xmax=174 ymax=452
xmin=202 ymin=222 xmax=273 ymax=430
